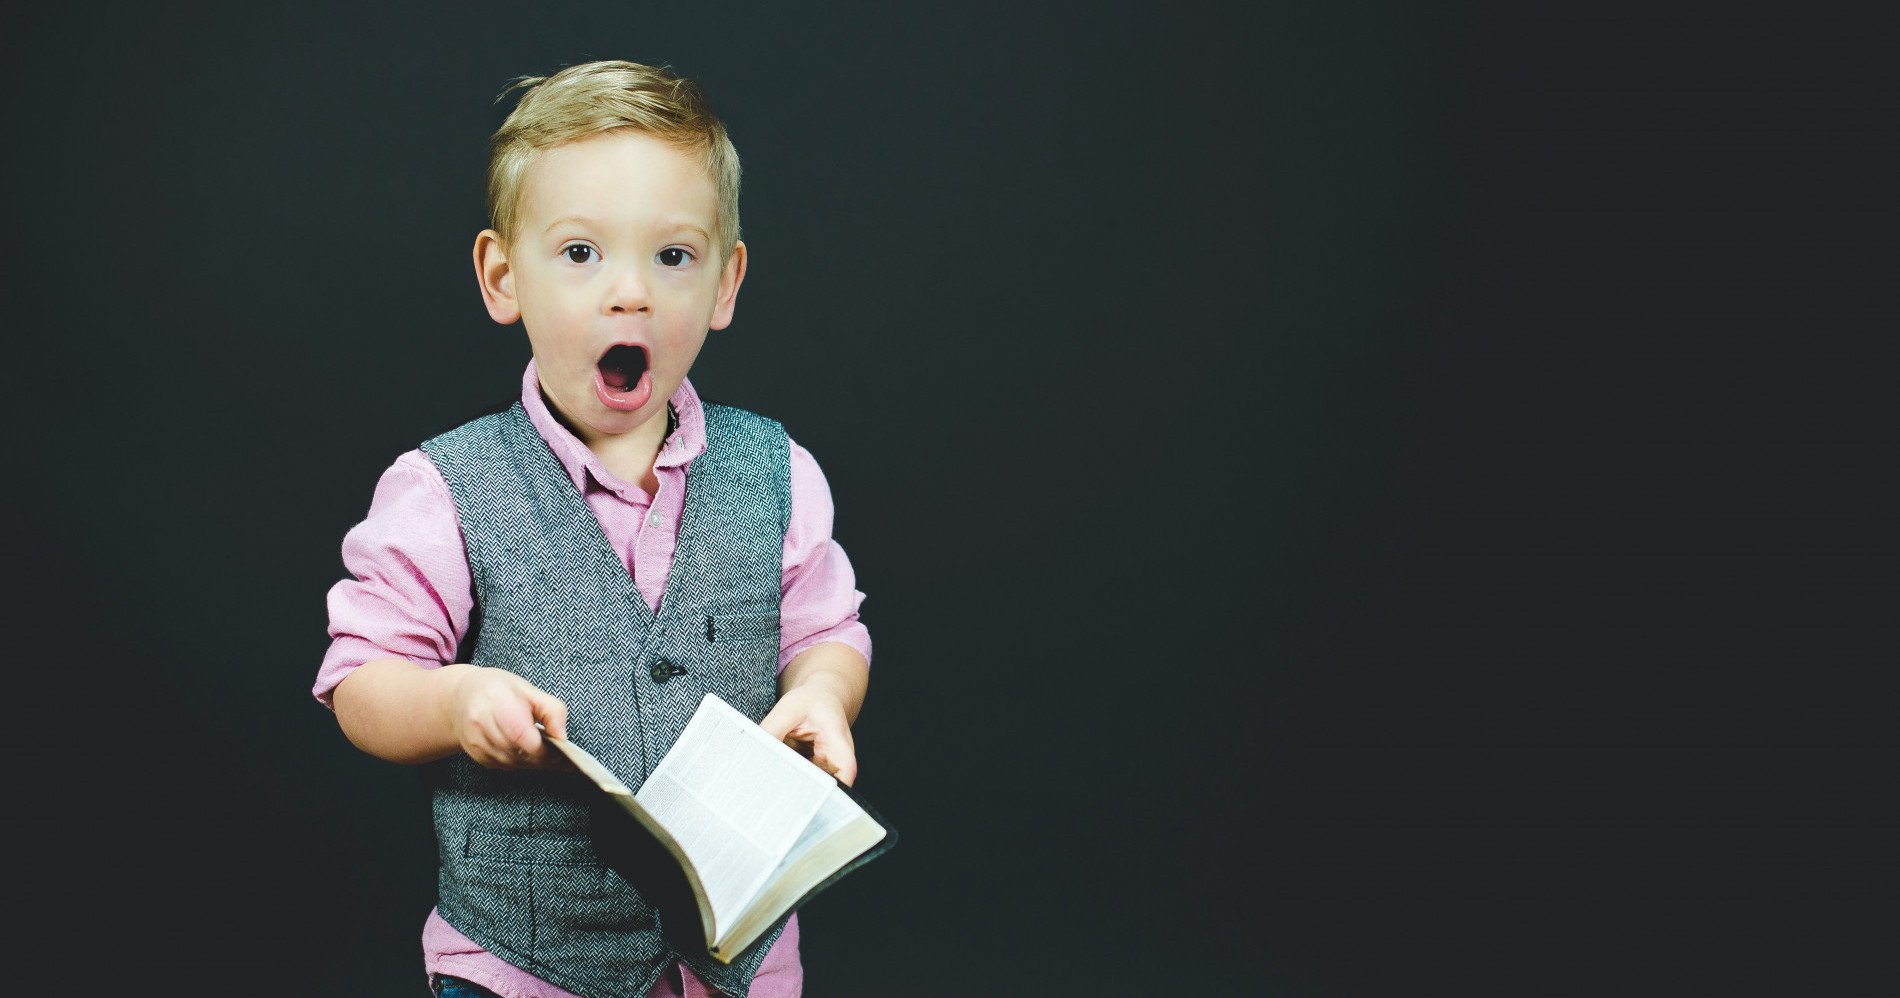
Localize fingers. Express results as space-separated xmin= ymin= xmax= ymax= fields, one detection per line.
xmin=480 ymin=695 xmax=542 ymax=768
xmin=504 ymin=685 xmax=575 ymax=770
xmin=503 ymin=702 xmax=543 ymax=758
xmin=778 ymin=709 xmax=857 ymax=784
xmin=462 ymin=719 xmax=525 ymax=769
xmin=526 ymin=686 xmax=568 ymax=742
xmin=757 ymin=700 xmax=794 ymax=740
xmin=452 ymin=668 xmax=568 ymax=770
xmin=808 ymin=726 xmax=859 ymax=786
xmin=759 ymin=688 xmax=859 ymax=783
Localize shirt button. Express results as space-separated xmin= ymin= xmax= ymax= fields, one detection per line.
xmin=646 ymin=509 xmax=663 ymax=527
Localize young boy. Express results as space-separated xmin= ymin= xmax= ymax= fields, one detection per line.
xmin=313 ymin=61 xmax=872 ymax=998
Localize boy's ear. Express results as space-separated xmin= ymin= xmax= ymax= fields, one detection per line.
xmin=474 ymin=229 xmax=520 ymax=325
xmin=709 ymin=240 xmax=748 ymax=331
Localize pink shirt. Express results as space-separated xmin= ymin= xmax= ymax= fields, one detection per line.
xmin=317 ymin=362 xmax=871 ymax=998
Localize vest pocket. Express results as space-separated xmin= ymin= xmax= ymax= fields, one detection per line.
xmin=704 ymin=610 xmax=782 ymax=717
xmin=467 ymin=828 xmax=598 ymax=866
xmin=454 ymin=830 xmax=656 ymax=964
xmin=706 ymin=609 xmax=780 ymax=643
xmin=699 ymin=633 xmax=781 ymax=720
xmin=539 ymin=862 xmax=656 ymax=936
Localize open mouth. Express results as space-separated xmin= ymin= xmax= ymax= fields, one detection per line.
xmin=597 ymin=344 xmax=648 ymax=394
xmin=593 ymin=343 xmax=654 ymax=413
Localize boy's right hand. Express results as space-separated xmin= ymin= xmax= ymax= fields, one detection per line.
xmin=444 ymin=664 xmax=570 ymax=770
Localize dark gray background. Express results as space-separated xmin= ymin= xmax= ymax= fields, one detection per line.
xmin=7 ymin=2 xmax=1892 ymax=994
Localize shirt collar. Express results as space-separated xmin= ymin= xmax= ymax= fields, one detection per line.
xmin=519 ymin=359 xmax=709 ymax=499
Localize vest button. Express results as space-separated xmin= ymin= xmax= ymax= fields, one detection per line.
xmin=649 ymin=659 xmax=686 ymax=684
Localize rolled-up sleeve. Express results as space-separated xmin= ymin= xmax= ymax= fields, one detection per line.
xmin=778 ymin=439 xmax=873 ymax=672
xmin=313 ymin=450 xmax=474 ymax=709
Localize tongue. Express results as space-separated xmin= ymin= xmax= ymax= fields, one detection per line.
xmin=598 ymin=344 xmax=645 ymax=391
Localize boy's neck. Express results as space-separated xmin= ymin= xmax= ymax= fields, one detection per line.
xmin=543 ymin=389 xmax=676 ymax=496
xmin=590 ymin=404 xmax=675 ymax=495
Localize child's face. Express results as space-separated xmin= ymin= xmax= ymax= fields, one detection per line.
xmin=480 ymin=129 xmax=743 ymax=445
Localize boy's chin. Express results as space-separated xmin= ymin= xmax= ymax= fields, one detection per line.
xmin=580 ymin=405 xmax=664 ymax=440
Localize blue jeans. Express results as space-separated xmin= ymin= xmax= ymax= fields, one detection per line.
xmin=433 ymin=976 xmax=503 ymax=998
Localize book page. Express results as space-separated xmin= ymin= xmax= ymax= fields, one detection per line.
xmin=635 ymin=695 xmax=835 ymax=935
xmin=714 ymin=785 xmax=886 ymax=958
xmin=778 ymin=786 xmax=865 ymax=871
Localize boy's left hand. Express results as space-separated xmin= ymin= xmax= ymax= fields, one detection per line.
xmin=759 ymin=643 xmax=868 ymax=786
xmin=761 ymin=684 xmax=857 ymax=785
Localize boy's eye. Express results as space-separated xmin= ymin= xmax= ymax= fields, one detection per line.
xmin=658 ymin=247 xmax=692 ymax=267
xmin=564 ymin=245 xmax=596 ymax=264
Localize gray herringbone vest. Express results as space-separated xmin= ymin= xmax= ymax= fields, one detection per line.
xmin=419 ymin=400 xmax=792 ymax=998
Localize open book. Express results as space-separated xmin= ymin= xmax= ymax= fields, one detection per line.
xmin=543 ymin=693 xmax=893 ymax=964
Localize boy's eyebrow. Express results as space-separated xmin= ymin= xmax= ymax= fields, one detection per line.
xmin=543 ymin=215 xmax=601 ymax=234
xmin=542 ymin=215 xmax=712 ymax=242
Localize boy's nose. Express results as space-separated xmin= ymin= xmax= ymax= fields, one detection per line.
xmin=603 ymin=267 xmax=650 ymax=314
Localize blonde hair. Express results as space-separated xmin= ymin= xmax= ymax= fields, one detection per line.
xmin=486 ymin=60 xmax=741 ymax=258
